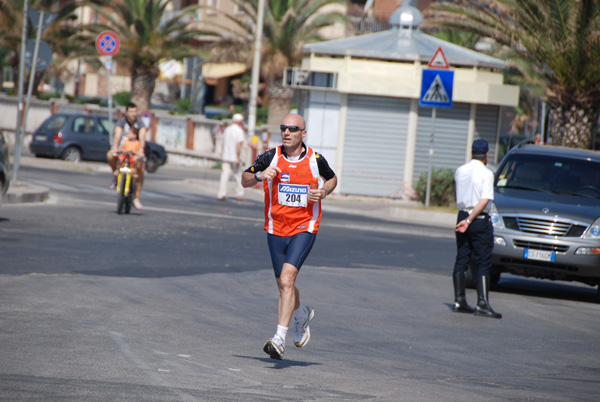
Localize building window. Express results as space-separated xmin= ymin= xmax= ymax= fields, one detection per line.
xmin=206 ymin=0 xmax=218 ymax=15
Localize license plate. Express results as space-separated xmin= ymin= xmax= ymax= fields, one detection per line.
xmin=34 ymin=134 xmax=47 ymax=141
xmin=523 ymin=249 xmax=555 ymax=262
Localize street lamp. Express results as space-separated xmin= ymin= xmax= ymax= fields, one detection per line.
xmin=247 ymin=0 xmax=265 ymax=139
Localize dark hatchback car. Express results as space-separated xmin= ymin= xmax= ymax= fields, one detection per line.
xmin=0 ymin=130 xmax=11 ymax=197
xmin=489 ymin=144 xmax=600 ymax=300
xmin=29 ymin=113 xmax=167 ymax=173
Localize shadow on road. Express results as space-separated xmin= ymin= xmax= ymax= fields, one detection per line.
xmin=492 ymin=275 xmax=597 ymax=304
xmin=233 ymin=354 xmax=322 ymax=369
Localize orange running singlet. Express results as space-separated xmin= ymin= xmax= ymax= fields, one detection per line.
xmin=263 ymin=146 xmax=322 ymax=236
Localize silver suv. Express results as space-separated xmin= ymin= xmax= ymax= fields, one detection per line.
xmin=490 ymin=144 xmax=600 ymax=301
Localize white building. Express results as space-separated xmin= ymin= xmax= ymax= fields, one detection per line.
xmin=287 ymin=4 xmax=519 ymax=198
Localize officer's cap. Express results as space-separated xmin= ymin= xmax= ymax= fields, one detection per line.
xmin=472 ymin=139 xmax=489 ymax=154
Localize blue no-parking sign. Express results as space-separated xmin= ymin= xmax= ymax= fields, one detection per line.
xmin=96 ymin=31 xmax=120 ymax=56
xmin=419 ymin=69 xmax=454 ymax=108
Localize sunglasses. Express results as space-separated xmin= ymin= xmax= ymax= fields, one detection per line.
xmin=280 ymin=125 xmax=304 ymax=133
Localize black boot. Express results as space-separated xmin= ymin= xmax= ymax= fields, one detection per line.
xmin=452 ymin=272 xmax=474 ymax=313
xmin=474 ymin=275 xmax=502 ymax=319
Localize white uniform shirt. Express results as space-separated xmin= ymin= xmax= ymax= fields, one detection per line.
xmin=455 ymin=159 xmax=494 ymax=213
xmin=221 ymin=123 xmax=245 ymax=163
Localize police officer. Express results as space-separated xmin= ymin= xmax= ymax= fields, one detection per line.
xmin=452 ymin=139 xmax=502 ymax=319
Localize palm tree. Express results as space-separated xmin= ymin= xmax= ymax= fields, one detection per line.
xmin=431 ymin=29 xmax=480 ymax=50
xmin=425 ymin=0 xmax=600 ymax=149
xmin=205 ymin=0 xmax=347 ymax=126
xmin=0 ymin=0 xmax=83 ymax=94
xmin=79 ymin=0 xmax=212 ymax=112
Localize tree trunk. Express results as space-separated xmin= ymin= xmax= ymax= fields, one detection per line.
xmin=547 ymin=96 xmax=598 ymax=149
xmin=266 ymin=80 xmax=294 ymax=127
xmin=130 ymin=66 xmax=159 ymax=113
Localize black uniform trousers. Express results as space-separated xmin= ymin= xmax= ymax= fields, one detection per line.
xmin=453 ymin=210 xmax=493 ymax=278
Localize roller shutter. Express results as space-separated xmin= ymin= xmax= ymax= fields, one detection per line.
xmin=341 ymin=95 xmax=410 ymax=197
xmin=413 ymin=103 xmax=470 ymax=184
xmin=474 ymin=105 xmax=500 ymax=165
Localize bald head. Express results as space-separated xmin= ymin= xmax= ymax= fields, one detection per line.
xmin=282 ymin=114 xmax=305 ymax=129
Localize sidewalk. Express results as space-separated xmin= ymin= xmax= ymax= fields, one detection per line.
xmin=4 ymin=156 xmax=457 ymax=229
xmin=185 ymin=175 xmax=457 ymax=229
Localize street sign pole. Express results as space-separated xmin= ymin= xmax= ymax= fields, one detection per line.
xmin=96 ymin=32 xmax=120 ymax=145
xmin=12 ymin=0 xmax=29 ymax=185
xmin=107 ymin=56 xmax=113 ymax=146
xmin=425 ymin=107 xmax=436 ymax=208
xmin=14 ymin=9 xmax=44 ymax=183
xmin=419 ymin=47 xmax=453 ymax=208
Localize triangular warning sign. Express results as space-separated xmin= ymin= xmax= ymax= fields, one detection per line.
xmin=422 ymin=75 xmax=449 ymax=103
xmin=428 ymin=47 xmax=449 ymax=69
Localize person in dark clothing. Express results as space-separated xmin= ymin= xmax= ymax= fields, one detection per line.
xmin=452 ymin=139 xmax=502 ymax=319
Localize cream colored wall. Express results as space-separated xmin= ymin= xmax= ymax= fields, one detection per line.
xmin=315 ymin=4 xmax=348 ymax=40
xmin=303 ymin=55 xmax=519 ymax=107
xmin=83 ymin=73 xmax=131 ymax=97
xmin=190 ymin=0 xmax=248 ymax=37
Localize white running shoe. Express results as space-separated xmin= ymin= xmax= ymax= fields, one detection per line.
xmin=293 ymin=306 xmax=315 ymax=348
xmin=263 ymin=335 xmax=285 ymax=360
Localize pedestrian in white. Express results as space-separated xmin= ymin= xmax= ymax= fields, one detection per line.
xmin=218 ymin=113 xmax=245 ymax=201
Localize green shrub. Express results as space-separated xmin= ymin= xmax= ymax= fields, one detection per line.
xmin=74 ymin=96 xmax=103 ymax=105
xmin=415 ymin=167 xmax=456 ymax=207
xmin=113 ymin=91 xmax=130 ymax=106
xmin=37 ymin=90 xmax=61 ymax=100
xmin=175 ymin=98 xmax=191 ymax=113
xmin=257 ymin=107 xmax=268 ymax=125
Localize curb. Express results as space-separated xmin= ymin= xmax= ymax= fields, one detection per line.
xmin=4 ymin=182 xmax=50 ymax=204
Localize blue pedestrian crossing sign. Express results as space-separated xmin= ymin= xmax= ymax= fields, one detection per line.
xmin=420 ymin=69 xmax=454 ymax=108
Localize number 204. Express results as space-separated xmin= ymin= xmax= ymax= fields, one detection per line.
xmin=286 ymin=194 xmax=302 ymax=203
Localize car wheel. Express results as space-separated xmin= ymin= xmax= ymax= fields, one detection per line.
xmin=61 ymin=146 xmax=82 ymax=162
xmin=596 ymin=285 xmax=600 ymax=304
xmin=146 ymin=153 xmax=160 ymax=173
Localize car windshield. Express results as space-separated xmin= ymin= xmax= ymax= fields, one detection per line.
xmin=40 ymin=115 xmax=68 ymax=131
xmin=99 ymin=118 xmax=111 ymax=135
xmin=496 ymin=153 xmax=600 ymax=199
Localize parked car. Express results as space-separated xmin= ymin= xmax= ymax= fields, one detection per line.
xmin=29 ymin=113 xmax=167 ymax=173
xmin=488 ymin=143 xmax=600 ymax=300
xmin=0 ymin=130 xmax=11 ymax=197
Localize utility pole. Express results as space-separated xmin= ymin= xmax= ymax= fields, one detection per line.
xmin=247 ymin=0 xmax=265 ymax=139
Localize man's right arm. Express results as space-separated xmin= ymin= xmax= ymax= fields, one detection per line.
xmin=111 ymin=126 xmax=124 ymax=152
xmin=241 ymin=148 xmax=276 ymax=188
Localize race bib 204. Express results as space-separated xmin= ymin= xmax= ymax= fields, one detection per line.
xmin=278 ymin=184 xmax=309 ymax=207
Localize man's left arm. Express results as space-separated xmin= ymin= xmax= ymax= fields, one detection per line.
xmin=139 ymin=127 xmax=148 ymax=156
xmin=321 ymin=175 xmax=338 ymax=199
xmin=235 ymin=140 xmax=242 ymax=165
xmin=308 ymin=153 xmax=337 ymax=202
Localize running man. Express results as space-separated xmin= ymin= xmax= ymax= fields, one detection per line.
xmin=241 ymin=113 xmax=337 ymax=360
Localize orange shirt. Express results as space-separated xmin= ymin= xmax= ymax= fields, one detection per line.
xmin=263 ymin=146 xmax=322 ymax=236
xmin=122 ymin=139 xmax=140 ymax=153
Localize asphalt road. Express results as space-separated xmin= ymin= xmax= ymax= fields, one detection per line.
xmin=0 ymin=159 xmax=598 ymax=401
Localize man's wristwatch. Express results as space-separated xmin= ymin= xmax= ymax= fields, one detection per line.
xmin=254 ymin=172 xmax=263 ymax=182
